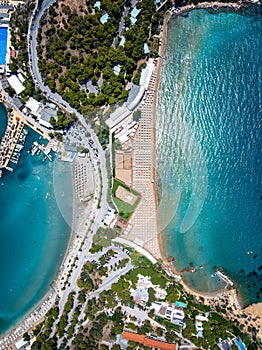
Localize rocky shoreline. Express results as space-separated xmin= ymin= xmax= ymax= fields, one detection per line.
xmin=170 ymin=0 xmax=258 ymax=17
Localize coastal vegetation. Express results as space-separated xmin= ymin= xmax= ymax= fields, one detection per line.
xmin=90 ymin=226 xmax=121 ymax=253
xmin=9 ymin=0 xmax=35 ymax=75
xmin=36 ymin=0 xmax=162 ymax=113
xmin=77 ymin=260 xmax=105 ymax=290
xmin=27 ymin=249 xmax=260 ymax=349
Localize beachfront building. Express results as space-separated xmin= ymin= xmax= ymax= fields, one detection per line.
xmin=151 ymin=301 xmax=186 ymax=326
xmin=25 ymin=97 xmax=41 ymax=117
xmin=14 ymin=337 xmax=29 ymax=350
xmin=24 ymin=98 xmax=58 ymax=129
xmin=39 ymin=107 xmax=57 ymax=129
xmin=122 ymin=331 xmax=177 ymax=350
xmin=106 ymin=58 xmax=155 ymax=134
xmin=195 ymin=313 xmax=209 ymax=338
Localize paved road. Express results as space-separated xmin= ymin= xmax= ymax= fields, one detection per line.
xmin=66 ymin=258 xmax=134 ymax=348
xmin=28 ymin=0 xmax=109 ymax=217
xmin=51 ymin=246 xmax=132 ymax=345
xmin=27 ymin=0 xmax=114 ymax=336
xmin=51 ymin=246 xmax=131 ymax=338
xmin=122 ymin=305 xmax=165 ymax=329
xmin=28 ymin=0 xmax=110 ymax=242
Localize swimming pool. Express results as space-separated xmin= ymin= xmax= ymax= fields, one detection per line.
xmin=0 ymin=27 xmax=8 ymax=64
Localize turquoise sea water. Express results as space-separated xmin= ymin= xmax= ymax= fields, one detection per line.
xmin=157 ymin=6 xmax=262 ymax=306
xmin=0 ymin=27 xmax=7 ymax=64
xmin=0 ymin=105 xmax=73 ymax=335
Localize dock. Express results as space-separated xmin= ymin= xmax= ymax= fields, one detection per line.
xmin=214 ymin=270 xmax=234 ymax=289
xmin=31 ymin=141 xmax=52 ymax=161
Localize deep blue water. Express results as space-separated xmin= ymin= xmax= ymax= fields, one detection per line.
xmin=157 ymin=6 xmax=262 ymax=306
xmin=0 ymin=104 xmax=73 ymax=335
xmin=0 ymin=27 xmax=7 ymax=65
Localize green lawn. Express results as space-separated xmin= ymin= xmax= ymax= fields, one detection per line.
xmin=112 ymin=179 xmax=141 ymax=220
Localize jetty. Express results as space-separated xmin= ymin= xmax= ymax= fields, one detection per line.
xmin=30 ymin=141 xmax=52 ymax=161
xmin=215 ymin=270 xmax=234 ymax=289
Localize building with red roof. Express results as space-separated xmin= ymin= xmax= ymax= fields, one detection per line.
xmin=122 ymin=331 xmax=177 ymax=350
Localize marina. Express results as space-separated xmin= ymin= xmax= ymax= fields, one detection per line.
xmin=0 ymin=108 xmax=53 ymax=178
xmin=0 ymin=110 xmax=26 ymax=173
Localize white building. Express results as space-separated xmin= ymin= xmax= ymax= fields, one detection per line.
xmin=14 ymin=338 xmax=29 ymax=350
xmin=25 ymin=97 xmax=41 ymax=116
xmin=106 ymin=58 xmax=156 ymax=133
xmin=7 ymin=75 xmax=25 ymax=95
xmin=151 ymin=301 xmax=186 ymax=325
xmin=195 ymin=313 xmax=209 ymax=338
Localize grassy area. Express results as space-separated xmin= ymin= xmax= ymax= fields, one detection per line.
xmin=90 ymin=227 xmax=121 ymax=253
xmin=112 ymin=179 xmax=141 ymax=220
xmin=127 ymin=267 xmax=167 ymax=288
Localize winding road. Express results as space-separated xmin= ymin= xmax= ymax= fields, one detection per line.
xmin=28 ymin=0 xmax=113 ymax=332
xmin=28 ymin=0 xmax=109 ymax=227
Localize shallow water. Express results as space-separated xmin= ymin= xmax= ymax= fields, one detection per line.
xmin=156 ymin=6 xmax=262 ymax=306
xmin=0 ymin=106 xmax=73 ymax=335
